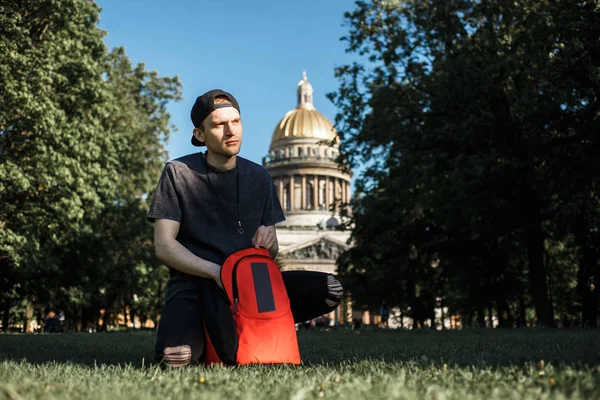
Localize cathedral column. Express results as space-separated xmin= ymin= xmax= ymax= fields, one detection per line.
xmin=317 ymin=176 xmax=325 ymax=210
xmin=345 ymin=181 xmax=349 ymax=203
xmin=312 ymin=175 xmax=318 ymax=210
xmin=278 ymin=179 xmax=284 ymax=209
xmin=325 ymin=176 xmax=330 ymax=210
xmin=289 ymin=175 xmax=295 ymax=210
xmin=346 ymin=180 xmax=351 ymax=203
xmin=301 ymin=175 xmax=306 ymax=210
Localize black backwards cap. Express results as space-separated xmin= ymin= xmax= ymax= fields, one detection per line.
xmin=190 ymin=89 xmax=240 ymax=146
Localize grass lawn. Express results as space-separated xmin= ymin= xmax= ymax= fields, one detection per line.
xmin=0 ymin=328 xmax=599 ymax=399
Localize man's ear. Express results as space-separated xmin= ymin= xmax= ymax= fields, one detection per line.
xmin=192 ymin=128 xmax=204 ymax=143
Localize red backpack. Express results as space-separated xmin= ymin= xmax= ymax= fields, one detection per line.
xmin=203 ymin=248 xmax=301 ymax=365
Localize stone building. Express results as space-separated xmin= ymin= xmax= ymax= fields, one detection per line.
xmin=262 ymin=73 xmax=353 ymax=324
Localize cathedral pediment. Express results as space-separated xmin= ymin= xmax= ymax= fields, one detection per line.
xmin=280 ymin=236 xmax=349 ymax=261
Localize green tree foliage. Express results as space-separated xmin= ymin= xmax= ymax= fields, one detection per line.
xmin=0 ymin=0 xmax=181 ymax=330
xmin=331 ymin=0 xmax=600 ymax=327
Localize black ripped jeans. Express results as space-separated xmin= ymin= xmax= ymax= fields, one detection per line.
xmin=154 ymin=270 xmax=341 ymax=364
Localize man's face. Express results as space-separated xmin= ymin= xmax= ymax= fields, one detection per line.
xmin=194 ymin=107 xmax=242 ymax=157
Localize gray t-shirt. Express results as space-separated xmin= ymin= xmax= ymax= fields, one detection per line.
xmin=147 ymin=152 xmax=285 ymax=296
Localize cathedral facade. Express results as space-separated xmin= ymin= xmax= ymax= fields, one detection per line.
xmin=262 ymin=73 xmax=353 ymax=325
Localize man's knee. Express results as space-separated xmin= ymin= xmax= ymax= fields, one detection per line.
xmin=325 ymin=275 xmax=343 ymax=307
xmin=163 ymin=345 xmax=192 ymax=367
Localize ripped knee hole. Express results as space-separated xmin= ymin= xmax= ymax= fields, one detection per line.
xmin=326 ymin=275 xmax=344 ymax=307
xmin=163 ymin=345 xmax=191 ymax=367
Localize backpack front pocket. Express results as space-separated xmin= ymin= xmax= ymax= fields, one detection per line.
xmin=231 ymin=255 xmax=291 ymax=319
xmin=233 ymin=311 xmax=299 ymax=364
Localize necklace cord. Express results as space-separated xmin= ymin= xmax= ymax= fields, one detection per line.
xmin=204 ymin=154 xmax=243 ymax=234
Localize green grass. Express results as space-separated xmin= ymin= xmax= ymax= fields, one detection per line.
xmin=1 ymin=329 xmax=599 ymax=399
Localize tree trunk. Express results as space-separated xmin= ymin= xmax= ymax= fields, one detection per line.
xmin=466 ymin=311 xmax=474 ymax=328
xmin=122 ymin=305 xmax=128 ymax=328
xmin=517 ymin=295 xmax=527 ymax=327
xmin=489 ymin=238 xmax=514 ymax=328
xmin=524 ymin=192 xmax=554 ymax=327
xmin=81 ymin=306 xmax=91 ymax=333
xmin=129 ymin=306 xmax=137 ymax=329
xmin=440 ymin=298 xmax=446 ymax=330
xmin=100 ymin=293 xmax=118 ymax=332
xmin=594 ymin=273 xmax=600 ymax=328
xmin=477 ymin=303 xmax=486 ymax=328
xmin=23 ymin=301 xmax=33 ymax=333
xmin=579 ymin=262 xmax=599 ymax=328
xmin=2 ymin=301 xmax=10 ymax=332
xmin=495 ymin=293 xmax=513 ymax=328
xmin=429 ymin=305 xmax=437 ymax=330
xmin=576 ymin=214 xmax=599 ymax=327
xmin=100 ymin=309 xmax=110 ymax=332
xmin=75 ymin=306 xmax=83 ymax=332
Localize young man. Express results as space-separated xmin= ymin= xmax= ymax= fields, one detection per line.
xmin=147 ymin=89 xmax=344 ymax=367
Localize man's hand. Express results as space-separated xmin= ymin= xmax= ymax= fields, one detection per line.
xmin=154 ymin=219 xmax=225 ymax=284
xmin=207 ymin=261 xmax=224 ymax=290
xmin=252 ymin=225 xmax=277 ymax=252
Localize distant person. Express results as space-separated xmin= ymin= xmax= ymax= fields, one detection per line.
xmin=299 ymin=320 xmax=312 ymax=330
xmin=147 ymin=89 xmax=344 ymax=367
xmin=58 ymin=310 xmax=65 ymax=327
xmin=380 ymin=301 xmax=390 ymax=328
xmin=44 ymin=310 xmax=61 ymax=333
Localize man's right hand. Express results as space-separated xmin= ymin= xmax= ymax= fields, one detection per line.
xmin=208 ymin=262 xmax=224 ymax=290
xmin=154 ymin=219 xmax=226 ymax=286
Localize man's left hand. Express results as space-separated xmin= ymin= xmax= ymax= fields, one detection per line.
xmin=252 ymin=225 xmax=276 ymax=251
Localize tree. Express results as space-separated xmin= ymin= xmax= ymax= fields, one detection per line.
xmin=64 ymin=46 xmax=181 ymax=331
xmin=0 ymin=0 xmax=182 ymax=330
xmin=1 ymin=0 xmax=117 ymax=329
xmin=331 ymin=0 xmax=600 ymax=327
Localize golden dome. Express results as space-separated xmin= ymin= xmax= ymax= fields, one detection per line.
xmin=271 ymin=107 xmax=336 ymax=143
xmin=270 ymin=72 xmax=337 ymax=145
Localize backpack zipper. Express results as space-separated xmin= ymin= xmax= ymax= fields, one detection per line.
xmin=231 ymin=254 xmax=273 ymax=313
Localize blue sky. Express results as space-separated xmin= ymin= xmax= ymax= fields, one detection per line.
xmin=96 ymin=0 xmax=358 ymax=165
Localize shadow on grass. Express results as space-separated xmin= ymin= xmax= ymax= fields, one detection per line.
xmin=0 ymin=329 xmax=599 ymax=369
xmin=299 ymin=328 xmax=600 ymax=368
xmin=0 ymin=331 xmax=156 ymax=368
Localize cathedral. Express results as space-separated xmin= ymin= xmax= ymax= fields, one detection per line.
xmin=262 ymin=73 xmax=353 ymax=325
